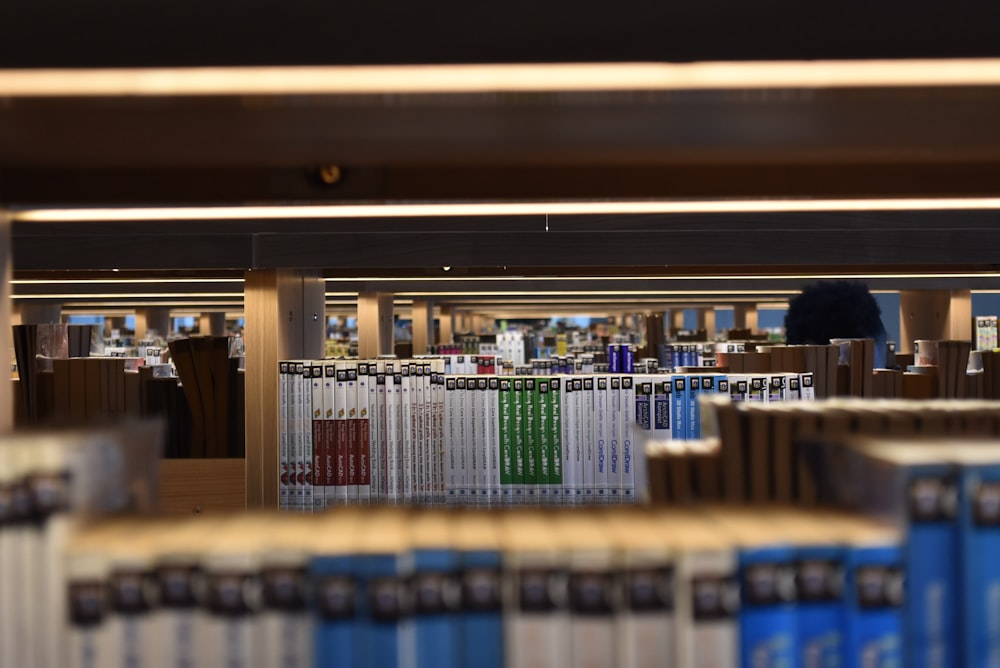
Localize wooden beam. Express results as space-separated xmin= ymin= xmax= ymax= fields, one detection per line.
xmin=135 ymin=307 xmax=170 ymax=340
xmin=411 ymin=300 xmax=433 ymax=355
xmin=199 ymin=311 xmax=227 ymax=336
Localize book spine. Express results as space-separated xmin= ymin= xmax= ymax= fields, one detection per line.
xmin=412 ymin=549 xmax=460 ymax=668
xmin=498 ymin=378 xmax=514 ymax=506
xmin=359 ymin=554 xmax=411 ymax=668
xmin=675 ymin=548 xmax=739 ymax=668
xmin=386 ymin=366 xmax=401 ymax=505
xmin=572 ymin=378 xmax=585 ymax=505
xmin=468 ymin=377 xmax=482 ymax=506
xmin=609 ymin=376 xmax=621 ymax=503
xmin=595 ymin=376 xmax=609 ymax=504
xmin=201 ymin=568 xmax=257 ymax=668
xmin=618 ymin=552 xmax=674 ymax=668
xmin=335 ymin=363 xmax=350 ymax=506
xmin=457 ymin=377 xmax=470 ymax=505
xmin=279 ymin=362 xmax=290 ymax=511
xmin=800 ymin=373 xmax=816 ymax=400
xmin=582 ymin=377 xmax=596 ymax=503
xmin=506 ymin=557 xmax=571 ymax=668
xmin=312 ymin=555 xmax=358 ymax=668
xmin=460 ymin=550 xmax=503 ymax=668
xmin=376 ymin=363 xmax=388 ymax=504
xmin=524 ymin=378 xmax=538 ymax=503
xmin=959 ymin=462 xmax=1000 ymax=667
xmin=512 ymin=378 xmax=526 ymax=506
xmin=537 ymin=379 xmax=552 ymax=504
xmin=478 ymin=377 xmax=492 ymax=507
xmin=357 ymin=364 xmax=377 ymax=505
xmin=433 ymin=362 xmax=446 ymax=507
xmin=445 ymin=377 xmax=459 ymax=505
xmin=686 ymin=376 xmax=701 ymax=440
xmin=413 ymin=363 xmax=426 ymax=505
xmin=489 ymin=377 xmax=501 ymax=507
xmin=322 ymin=364 xmax=337 ymax=508
xmin=620 ymin=376 xmax=636 ymax=503
xmin=796 ymin=545 xmax=845 ymax=667
xmin=569 ymin=553 xmax=618 ymax=668
xmin=843 ymin=543 xmax=903 ymax=668
xmin=738 ymin=545 xmax=798 ymax=668
xmin=259 ymin=563 xmax=312 ymax=668
xmin=671 ymin=375 xmax=687 ymax=441
xmin=346 ymin=363 xmax=360 ymax=504
xmin=309 ymin=364 xmax=324 ymax=512
xmin=401 ymin=365 xmax=414 ymax=505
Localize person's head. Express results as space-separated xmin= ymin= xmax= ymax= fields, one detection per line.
xmin=784 ymin=281 xmax=886 ymax=345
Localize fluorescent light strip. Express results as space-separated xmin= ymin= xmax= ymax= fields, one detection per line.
xmin=328 ymin=271 xmax=1000 ymax=282
xmin=393 ymin=290 xmax=797 ymax=297
xmin=16 ymin=197 xmax=1000 ymax=222
xmin=11 ymin=278 xmax=243 ymax=285
xmin=4 ymin=59 xmax=1000 ymax=97
xmin=13 ymin=293 xmax=240 ymax=299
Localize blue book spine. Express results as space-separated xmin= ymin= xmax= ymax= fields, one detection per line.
xmin=739 ymin=544 xmax=798 ymax=668
xmin=622 ymin=344 xmax=634 ymax=374
xmin=413 ymin=549 xmax=459 ymax=668
xmin=960 ymin=462 xmax=1000 ymax=667
xmin=359 ymin=554 xmax=410 ymax=668
xmin=312 ymin=554 xmax=358 ymax=668
xmin=686 ymin=376 xmax=701 ymax=440
xmin=904 ymin=466 xmax=960 ymax=667
xmin=843 ymin=543 xmax=903 ymax=668
xmin=671 ymin=375 xmax=687 ymax=441
xmin=460 ymin=550 xmax=503 ymax=668
xmin=796 ymin=545 xmax=845 ymax=667
xmin=609 ymin=344 xmax=621 ymax=373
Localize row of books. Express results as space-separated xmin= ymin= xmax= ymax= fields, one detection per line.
xmin=278 ymin=359 xmax=817 ymax=511
xmin=658 ymin=396 xmax=1000 ymax=507
xmin=818 ymin=435 xmax=1000 ymax=666
xmin=0 ymin=422 xmax=163 ymax=668
xmin=58 ymin=506 xmax=901 ymax=668
xmin=975 ymin=314 xmax=998 ymax=351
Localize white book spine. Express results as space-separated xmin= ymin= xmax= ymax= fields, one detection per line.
xmin=478 ymin=377 xmax=491 ymax=506
xmin=676 ymin=548 xmax=739 ymax=668
xmin=369 ymin=361 xmax=389 ymax=503
xmin=620 ymin=376 xmax=636 ymax=503
xmin=573 ymin=379 xmax=585 ymax=505
xmin=335 ymin=362 xmax=350 ymax=507
xmin=421 ymin=363 xmax=433 ymax=504
xmin=412 ymin=363 xmax=425 ymax=504
xmin=596 ymin=376 xmax=610 ymax=504
xmin=445 ymin=376 xmax=458 ymax=505
xmin=569 ymin=551 xmax=617 ymax=668
xmin=609 ymin=376 xmax=622 ymax=504
xmin=401 ymin=364 xmax=414 ymax=505
xmin=617 ymin=551 xmax=674 ymax=668
xmin=434 ymin=360 xmax=447 ymax=506
xmin=506 ymin=555 xmax=571 ymax=668
xmin=799 ymin=372 xmax=816 ymax=400
xmin=290 ymin=362 xmax=304 ymax=511
xmin=456 ymin=377 xmax=470 ymax=505
xmin=561 ymin=379 xmax=575 ymax=506
xmin=321 ymin=364 xmax=336 ymax=508
xmin=468 ymin=377 xmax=482 ymax=506
xmin=358 ymin=363 xmax=374 ymax=505
xmin=66 ymin=555 xmax=113 ymax=668
xmin=278 ymin=362 xmax=290 ymax=511
xmin=106 ymin=568 xmax=156 ymax=668
xmin=385 ymin=364 xmax=402 ymax=505
xmin=346 ymin=362 xmax=361 ymax=504
xmin=489 ymin=377 xmax=501 ymax=507
xmin=583 ymin=378 xmax=597 ymax=504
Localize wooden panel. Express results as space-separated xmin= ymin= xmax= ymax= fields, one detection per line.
xmin=158 ymin=458 xmax=246 ymax=515
xmin=243 ymin=269 xmax=324 ymax=508
xmin=357 ymin=292 xmax=394 ymax=358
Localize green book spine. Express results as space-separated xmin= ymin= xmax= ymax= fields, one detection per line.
xmin=549 ymin=377 xmax=563 ymax=502
xmin=537 ymin=378 xmax=551 ymax=500
xmin=512 ymin=377 xmax=526 ymax=504
xmin=524 ymin=377 xmax=538 ymax=499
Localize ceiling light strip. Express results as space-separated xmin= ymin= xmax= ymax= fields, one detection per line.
xmin=4 ymin=59 xmax=1000 ymax=97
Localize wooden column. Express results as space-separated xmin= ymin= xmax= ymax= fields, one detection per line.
xmin=733 ymin=304 xmax=758 ymax=332
xmin=244 ymin=269 xmax=325 ymax=509
xmin=697 ymin=308 xmax=716 ymax=338
xmin=199 ymin=311 xmax=227 ymax=336
xmin=0 ymin=213 xmax=11 ymax=430
xmin=358 ymin=292 xmax=394 ymax=358
xmin=411 ymin=300 xmax=433 ymax=355
xmin=899 ymin=289 xmax=972 ymax=354
xmin=438 ymin=306 xmax=454 ymax=345
xmin=135 ymin=307 xmax=171 ymax=340
xmin=670 ymin=309 xmax=685 ymax=330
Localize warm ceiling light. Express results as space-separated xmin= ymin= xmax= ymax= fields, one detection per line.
xmin=327 ymin=271 xmax=1000 ymax=282
xmin=3 ymin=59 xmax=1000 ymax=97
xmin=14 ymin=197 xmax=1000 ymax=223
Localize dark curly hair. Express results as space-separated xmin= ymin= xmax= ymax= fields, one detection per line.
xmin=784 ymin=281 xmax=886 ymax=345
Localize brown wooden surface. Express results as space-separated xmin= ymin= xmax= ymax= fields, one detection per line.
xmin=158 ymin=458 xmax=246 ymax=515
